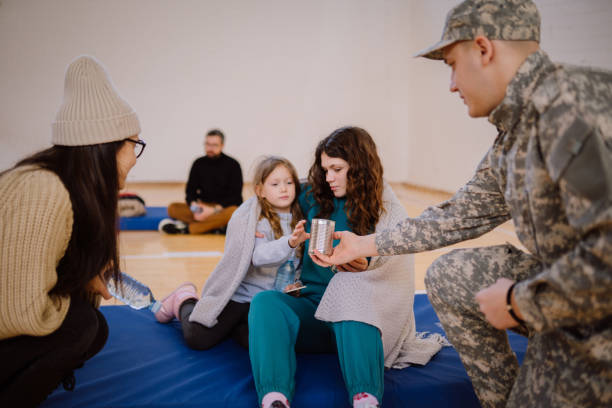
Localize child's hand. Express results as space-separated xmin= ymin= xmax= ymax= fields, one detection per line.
xmin=288 ymin=220 xmax=309 ymax=248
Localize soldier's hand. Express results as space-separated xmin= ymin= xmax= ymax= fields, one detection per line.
xmin=475 ymin=278 xmax=520 ymax=330
xmin=310 ymin=231 xmax=373 ymax=268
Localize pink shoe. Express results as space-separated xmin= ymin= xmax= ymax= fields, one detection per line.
xmin=154 ymin=282 xmax=198 ymax=323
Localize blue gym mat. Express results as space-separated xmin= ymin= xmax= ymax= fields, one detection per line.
xmin=119 ymin=206 xmax=168 ymax=230
xmin=41 ymin=294 xmax=527 ymax=407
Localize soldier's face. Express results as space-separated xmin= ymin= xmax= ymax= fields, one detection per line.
xmin=443 ymin=41 xmax=496 ymax=118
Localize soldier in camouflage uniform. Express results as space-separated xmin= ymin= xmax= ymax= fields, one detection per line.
xmin=311 ymin=0 xmax=612 ymax=407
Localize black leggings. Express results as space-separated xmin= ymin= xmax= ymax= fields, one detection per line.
xmin=180 ymin=299 xmax=250 ymax=350
xmin=0 ymin=295 xmax=108 ymax=408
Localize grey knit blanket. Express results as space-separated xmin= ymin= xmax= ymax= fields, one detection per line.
xmin=189 ymin=184 xmax=447 ymax=368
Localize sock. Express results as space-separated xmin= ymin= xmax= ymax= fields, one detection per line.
xmin=353 ymin=392 xmax=379 ymax=407
xmin=261 ymin=391 xmax=289 ymax=408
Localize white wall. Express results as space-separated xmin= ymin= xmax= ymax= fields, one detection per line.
xmin=1 ymin=0 xmax=611 ymax=192
xmin=405 ymin=0 xmax=612 ymax=191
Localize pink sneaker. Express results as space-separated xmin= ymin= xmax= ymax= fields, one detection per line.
xmin=154 ymin=282 xmax=198 ymax=323
xmin=262 ymin=392 xmax=290 ymax=408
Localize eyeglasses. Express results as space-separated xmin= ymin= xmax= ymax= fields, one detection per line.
xmin=124 ymin=138 xmax=146 ymax=158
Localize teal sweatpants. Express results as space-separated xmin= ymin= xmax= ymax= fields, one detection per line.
xmin=248 ymin=290 xmax=384 ymax=405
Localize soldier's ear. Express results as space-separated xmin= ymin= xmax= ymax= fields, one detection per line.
xmin=474 ymin=36 xmax=494 ymax=66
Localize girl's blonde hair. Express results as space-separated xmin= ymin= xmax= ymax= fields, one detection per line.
xmin=253 ymin=156 xmax=303 ymax=243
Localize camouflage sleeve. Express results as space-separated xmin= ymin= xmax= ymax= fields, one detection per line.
xmin=376 ymin=150 xmax=511 ymax=255
xmin=513 ymin=108 xmax=612 ymax=332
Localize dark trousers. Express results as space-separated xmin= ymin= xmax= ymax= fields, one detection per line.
xmin=0 ymin=295 xmax=108 ymax=408
xmin=180 ymin=299 xmax=249 ymax=350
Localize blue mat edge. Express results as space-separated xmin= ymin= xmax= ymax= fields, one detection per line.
xmin=119 ymin=206 xmax=168 ymax=230
xmin=41 ymin=294 xmax=527 ymax=408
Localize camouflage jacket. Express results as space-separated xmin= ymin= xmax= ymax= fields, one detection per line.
xmin=377 ymin=50 xmax=612 ymax=333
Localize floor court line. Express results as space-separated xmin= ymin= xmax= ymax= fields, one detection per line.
xmin=122 ymin=251 xmax=223 ymax=259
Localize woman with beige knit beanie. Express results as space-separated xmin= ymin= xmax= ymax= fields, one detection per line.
xmin=0 ymin=55 xmax=144 ymax=407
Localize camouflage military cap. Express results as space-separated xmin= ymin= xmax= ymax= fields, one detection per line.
xmin=414 ymin=0 xmax=541 ymax=60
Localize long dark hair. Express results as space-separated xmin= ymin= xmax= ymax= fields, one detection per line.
xmin=253 ymin=156 xmax=303 ymax=245
xmin=14 ymin=142 xmax=124 ymax=298
xmin=307 ymin=126 xmax=384 ymax=236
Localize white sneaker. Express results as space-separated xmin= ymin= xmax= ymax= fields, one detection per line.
xmin=158 ymin=218 xmax=188 ymax=234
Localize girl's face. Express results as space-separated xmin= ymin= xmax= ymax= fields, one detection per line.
xmin=321 ymin=152 xmax=349 ymax=198
xmin=116 ymin=135 xmax=139 ymax=190
xmin=259 ymin=164 xmax=296 ymax=213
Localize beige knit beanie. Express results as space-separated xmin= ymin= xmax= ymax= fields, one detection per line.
xmin=52 ymin=55 xmax=141 ymax=146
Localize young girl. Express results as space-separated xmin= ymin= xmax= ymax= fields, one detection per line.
xmin=0 ymin=56 xmax=143 ymax=406
xmin=155 ymin=156 xmax=309 ymax=350
xmin=248 ymin=127 xmax=445 ymax=408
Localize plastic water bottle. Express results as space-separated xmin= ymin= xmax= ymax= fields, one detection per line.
xmin=107 ymin=271 xmax=161 ymax=313
xmin=274 ymin=260 xmax=296 ymax=292
xmin=190 ymin=203 xmax=203 ymax=214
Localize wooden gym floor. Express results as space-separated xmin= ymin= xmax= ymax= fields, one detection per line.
xmin=102 ymin=182 xmax=523 ymax=306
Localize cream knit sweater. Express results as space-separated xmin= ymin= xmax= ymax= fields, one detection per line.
xmin=0 ymin=166 xmax=73 ymax=340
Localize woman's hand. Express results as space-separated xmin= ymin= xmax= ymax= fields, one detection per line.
xmin=337 ymin=257 xmax=368 ymax=272
xmin=289 ymin=220 xmax=309 ymax=248
xmin=86 ymin=274 xmax=112 ymax=300
xmin=310 ymin=231 xmax=378 ymax=267
xmin=283 ymin=281 xmax=304 ymax=297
